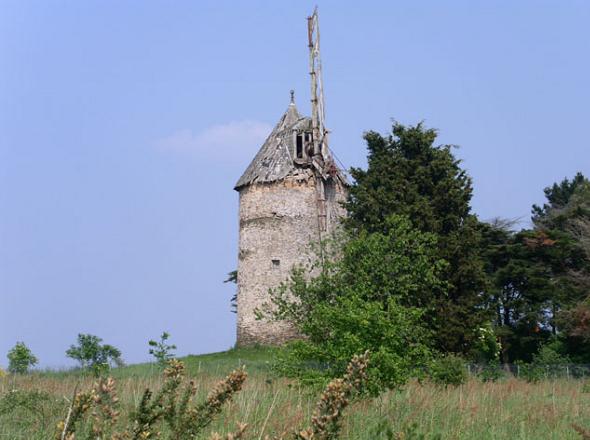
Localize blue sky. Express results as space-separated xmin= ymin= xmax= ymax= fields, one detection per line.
xmin=1 ymin=1 xmax=589 ymax=368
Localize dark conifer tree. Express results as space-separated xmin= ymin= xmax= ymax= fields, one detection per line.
xmin=484 ymin=174 xmax=590 ymax=362
xmin=345 ymin=122 xmax=489 ymax=353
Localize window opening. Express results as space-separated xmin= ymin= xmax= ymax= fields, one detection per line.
xmin=296 ymin=134 xmax=304 ymax=159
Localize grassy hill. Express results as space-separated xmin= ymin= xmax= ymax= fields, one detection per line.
xmin=116 ymin=346 xmax=277 ymax=378
xmin=2 ymin=347 xmax=590 ymax=439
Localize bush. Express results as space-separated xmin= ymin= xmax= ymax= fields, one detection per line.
xmin=7 ymin=342 xmax=38 ymax=374
xmin=148 ymin=331 xmax=177 ymax=367
xmin=261 ymin=216 xmax=444 ymax=392
xmin=276 ymin=296 xmax=432 ymax=393
xmin=517 ymin=343 xmax=571 ymax=382
xmin=470 ymin=324 xmax=501 ymax=364
xmin=66 ymin=334 xmax=123 ymax=376
xmin=0 ymin=389 xmax=57 ymax=431
xmin=477 ymin=362 xmax=505 ymax=382
xmin=429 ymin=355 xmax=467 ymax=387
xmin=516 ymin=361 xmax=544 ymax=383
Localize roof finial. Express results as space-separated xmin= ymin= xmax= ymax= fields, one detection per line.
xmin=290 ymin=89 xmax=295 ymax=105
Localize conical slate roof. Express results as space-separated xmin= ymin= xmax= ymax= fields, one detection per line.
xmin=234 ymin=101 xmax=312 ymax=190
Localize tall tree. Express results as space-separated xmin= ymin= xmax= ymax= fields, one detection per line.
xmin=549 ymin=178 xmax=590 ymax=361
xmin=532 ymin=175 xmax=589 ymax=336
xmin=345 ymin=122 xmax=489 ymax=353
xmin=483 ymin=223 xmax=560 ymax=361
xmin=532 ymin=172 xmax=588 ymax=228
xmin=484 ymin=175 xmax=590 ymax=362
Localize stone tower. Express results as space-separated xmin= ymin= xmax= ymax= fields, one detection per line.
xmin=234 ymin=93 xmax=348 ymax=346
xmin=234 ymin=8 xmax=347 ymax=346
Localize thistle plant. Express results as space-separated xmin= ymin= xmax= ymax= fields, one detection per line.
xmin=130 ymin=358 xmax=185 ymax=438
xmin=166 ymin=366 xmax=247 ymax=438
xmin=90 ymin=377 xmax=121 ymax=438
xmin=56 ymin=386 xmax=96 ymax=440
xmin=54 ymin=353 xmax=368 ymax=440
xmin=295 ymin=351 xmax=370 ymax=440
xmin=55 ymin=359 xmax=247 ymax=440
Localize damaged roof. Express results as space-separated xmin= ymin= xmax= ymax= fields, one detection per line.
xmin=234 ymin=96 xmax=348 ymax=190
xmin=234 ymin=101 xmax=312 ymax=190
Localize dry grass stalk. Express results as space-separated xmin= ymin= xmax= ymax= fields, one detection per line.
xmin=573 ymin=424 xmax=590 ymax=439
xmin=209 ymin=422 xmax=249 ymax=440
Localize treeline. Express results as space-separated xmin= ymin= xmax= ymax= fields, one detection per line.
xmin=346 ymin=122 xmax=590 ymax=363
xmin=260 ymin=121 xmax=589 ymax=388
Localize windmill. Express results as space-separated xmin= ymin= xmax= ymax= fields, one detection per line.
xmin=233 ymin=7 xmax=349 ymax=346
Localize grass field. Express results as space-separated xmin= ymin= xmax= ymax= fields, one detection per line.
xmin=1 ymin=347 xmax=590 ymax=439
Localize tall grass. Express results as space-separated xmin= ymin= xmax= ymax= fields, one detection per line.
xmin=1 ymin=348 xmax=589 ymax=439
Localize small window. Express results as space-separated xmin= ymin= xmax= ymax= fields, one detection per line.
xmin=296 ymin=134 xmax=304 ymax=158
xmin=272 ymin=259 xmax=280 ymax=269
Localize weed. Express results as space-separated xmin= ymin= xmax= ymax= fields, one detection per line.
xmin=55 ymin=358 xmax=247 ymax=439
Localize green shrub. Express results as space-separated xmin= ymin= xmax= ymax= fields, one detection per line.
xmin=477 ymin=362 xmax=505 ymax=382
xmin=0 ymin=389 xmax=59 ymax=432
xmin=0 ymin=389 xmax=52 ymax=417
xmin=66 ymin=333 xmax=123 ymax=376
xmin=261 ymin=216 xmax=443 ymax=393
xmin=516 ymin=361 xmax=544 ymax=383
xmin=275 ymin=295 xmax=432 ymax=394
xmin=470 ymin=324 xmax=501 ymax=364
xmin=7 ymin=342 xmax=38 ymax=374
xmin=517 ymin=343 xmax=571 ymax=382
xmin=148 ymin=331 xmax=177 ymax=367
xmin=428 ymin=355 xmax=467 ymax=387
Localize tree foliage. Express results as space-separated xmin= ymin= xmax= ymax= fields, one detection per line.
xmin=345 ymin=122 xmax=489 ymax=353
xmin=532 ymin=172 xmax=588 ymax=228
xmin=148 ymin=331 xmax=177 ymax=367
xmin=7 ymin=342 xmax=38 ymax=374
xmin=260 ymin=118 xmax=589 ymax=367
xmin=224 ymin=270 xmax=238 ymax=313
xmin=428 ymin=354 xmax=468 ymax=387
xmin=66 ymin=334 xmax=123 ymax=376
xmin=261 ymin=215 xmax=443 ymax=391
xmin=484 ymin=174 xmax=590 ymax=362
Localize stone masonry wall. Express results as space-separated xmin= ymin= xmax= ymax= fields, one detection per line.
xmin=236 ymin=175 xmax=347 ymax=346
